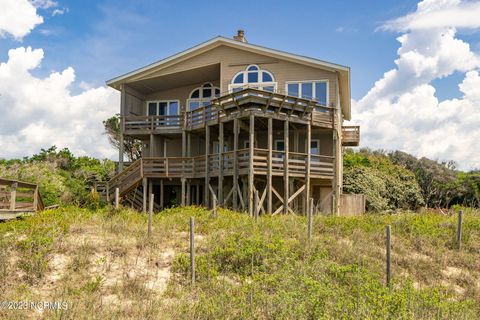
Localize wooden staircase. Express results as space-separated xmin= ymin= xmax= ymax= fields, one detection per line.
xmin=107 ymin=160 xmax=162 ymax=211
xmin=124 ymin=186 xmax=161 ymax=211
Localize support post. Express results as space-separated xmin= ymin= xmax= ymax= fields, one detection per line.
xmin=9 ymin=182 xmax=17 ymax=211
xmin=196 ymin=184 xmax=200 ymax=205
xmin=305 ymin=122 xmax=311 ymax=215
xmin=284 ymin=119 xmax=289 ymax=214
xmin=386 ymin=225 xmax=391 ymax=288
xmin=190 ymin=217 xmax=195 ymax=285
xmin=205 ymin=125 xmax=210 ymax=208
xmin=160 ymin=179 xmax=164 ymax=209
xmin=233 ymin=118 xmax=239 ymax=210
xmin=181 ymin=178 xmax=186 ymax=206
xmin=212 ymin=197 xmax=217 ymax=218
xmin=142 ymin=177 xmax=147 ymax=213
xmin=119 ymin=134 xmax=124 ymax=172
xmin=457 ymin=210 xmax=463 ymax=250
xmin=254 ymin=190 xmax=259 ymax=222
xmin=248 ymin=114 xmax=255 ymax=216
xmin=148 ymin=194 xmax=154 ymax=238
xmin=115 ymin=188 xmax=120 ymax=209
xmin=308 ymin=198 xmax=314 ymax=240
xmin=219 ymin=122 xmax=224 ymax=205
xmin=150 ymin=134 xmax=155 ymax=157
xmin=267 ymin=118 xmax=273 ymax=214
xmin=33 ymin=185 xmax=39 ymax=211
xmin=186 ymin=180 xmax=191 ymax=206
xmin=119 ymin=85 xmax=126 ymax=171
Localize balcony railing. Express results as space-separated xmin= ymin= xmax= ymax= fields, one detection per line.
xmin=342 ymin=126 xmax=360 ymax=146
xmin=108 ymin=148 xmax=334 ymax=197
xmin=123 ymin=88 xmax=337 ymax=134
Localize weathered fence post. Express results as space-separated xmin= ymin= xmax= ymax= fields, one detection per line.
xmin=212 ymin=197 xmax=217 ymax=218
xmin=254 ymin=190 xmax=259 ymax=222
xmin=115 ymin=188 xmax=120 ymax=209
xmin=148 ymin=194 xmax=154 ymax=238
xmin=190 ymin=217 xmax=196 ymax=285
xmin=308 ymin=198 xmax=314 ymax=240
xmin=457 ymin=210 xmax=463 ymax=250
xmin=9 ymin=182 xmax=17 ymax=211
xmin=386 ymin=225 xmax=392 ymax=288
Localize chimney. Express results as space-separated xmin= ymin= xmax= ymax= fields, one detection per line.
xmin=233 ymin=30 xmax=247 ymax=43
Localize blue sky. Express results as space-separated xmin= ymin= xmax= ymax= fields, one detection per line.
xmin=0 ymin=0 xmax=426 ymax=99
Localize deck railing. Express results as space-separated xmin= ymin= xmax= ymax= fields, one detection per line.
xmin=342 ymin=126 xmax=360 ymax=146
xmin=123 ymin=88 xmax=337 ymax=134
xmin=108 ymin=148 xmax=334 ymax=197
xmin=0 ymin=178 xmax=44 ymax=213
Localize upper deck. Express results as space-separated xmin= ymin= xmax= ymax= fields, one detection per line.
xmin=122 ymin=88 xmax=359 ymax=146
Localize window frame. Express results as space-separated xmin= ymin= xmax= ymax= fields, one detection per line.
xmin=285 ymin=80 xmax=329 ymax=106
xmin=274 ymin=139 xmax=285 ymax=152
xmin=187 ymin=82 xmax=221 ymax=111
xmin=310 ymin=139 xmax=321 ymax=155
xmin=146 ymin=100 xmax=180 ymax=116
xmin=229 ymin=64 xmax=277 ymax=93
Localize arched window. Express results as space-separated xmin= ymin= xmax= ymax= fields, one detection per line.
xmin=187 ymin=83 xmax=221 ymax=111
xmin=229 ymin=65 xmax=277 ymax=93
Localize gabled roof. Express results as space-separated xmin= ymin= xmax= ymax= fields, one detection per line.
xmin=106 ymin=36 xmax=351 ymax=119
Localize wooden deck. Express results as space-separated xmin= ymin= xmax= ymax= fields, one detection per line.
xmin=123 ymin=88 xmax=337 ymax=135
xmin=0 ymin=178 xmax=44 ymax=220
xmin=342 ymin=126 xmax=360 ymax=146
xmin=108 ymin=148 xmax=334 ymax=197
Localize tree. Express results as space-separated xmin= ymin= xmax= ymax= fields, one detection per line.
xmin=103 ymin=115 xmax=142 ymax=161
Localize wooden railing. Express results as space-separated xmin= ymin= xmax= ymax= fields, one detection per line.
xmin=123 ymin=88 xmax=337 ymax=134
xmin=342 ymin=126 xmax=360 ymax=146
xmin=108 ymin=148 xmax=334 ymax=197
xmin=0 ymin=178 xmax=44 ymax=214
xmin=124 ymin=114 xmax=183 ymax=133
xmin=108 ymin=158 xmax=143 ymax=197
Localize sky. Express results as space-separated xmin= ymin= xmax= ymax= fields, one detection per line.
xmin=0 ymin=0 xmax=479 ymax=170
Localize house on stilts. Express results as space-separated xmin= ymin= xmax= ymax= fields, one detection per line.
xmin=106 ymin=30 xmax=360 ymax=215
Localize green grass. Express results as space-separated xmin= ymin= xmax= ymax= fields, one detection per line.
xmin=0 ymin=206 xmax=479 ymax=319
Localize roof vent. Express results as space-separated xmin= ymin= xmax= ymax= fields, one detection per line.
xmin=233 ymin=30 xmax=247 ymax=43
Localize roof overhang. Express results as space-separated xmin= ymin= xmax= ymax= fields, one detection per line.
xmin=106 ymin=36 xmax=351 ymax=120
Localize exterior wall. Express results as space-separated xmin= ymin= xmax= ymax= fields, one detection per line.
xmin=139 ymin=45 xmax=338 ymax=109
xmin=125 ymin=92 xmax=144 ymax=116
xmin=144 ymin=80 xmax=221 ymax=114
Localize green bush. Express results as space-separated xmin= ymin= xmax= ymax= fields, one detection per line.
xmin=343 ymin=151 xmax=424 ymax=211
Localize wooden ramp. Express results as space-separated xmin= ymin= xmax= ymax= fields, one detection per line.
xmin=0 ymin=178 xmax=44 ymax=220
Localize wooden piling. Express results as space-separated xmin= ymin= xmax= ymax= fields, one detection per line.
xmin=308 ymin=198 xmax=314 ymax=240
xmin=457 ymin=210 xmax=463 ymax=250
xmin=190 ymin=217 xmax=195 ymax=285
xmin=115 ymin=188 xmax=119 ymax=209
xmin=254 ymin=190 xmax=259 ymax=222
xmin=9 ymin=182 xmax=17 ymax=211
xmin=386 ymin=225 xmax=391 ymax=288
xmin=148 ymin=194 xmax=154 ymax=238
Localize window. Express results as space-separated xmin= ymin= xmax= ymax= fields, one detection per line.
xmin=310 ymin=140 xmax=320 ymax=155
xmin=147 ymin=100 xmax=179 ymax=116
xmin=275 ymin=140 xmax=285 ymax=151
xmin=213 ymin=141 xmax=229 ymax=153
xmin=146 ymin=100 xmax=179 ymax=126
xmin=229 ymin=65 xmax=277 ymax=92
xmin=286 ymin=80 xmax=328 ymax=106
xmin=187 ymin=83 xmax=220 ymax=111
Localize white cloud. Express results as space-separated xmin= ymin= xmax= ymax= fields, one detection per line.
xmin=0 ymin=47 xmax=120 ymax=159
xmin=30 ymin=0 xmax=58 ymax=9
xmin=0 ymin=0 xmax=43 ymax=40
xmin=354 ymin=0 xmax=480 ymax=170
xmin=52 ymin=8 xmax=68 ymax=16
xmin=383 ymin=0 xmax=480 ymax=31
